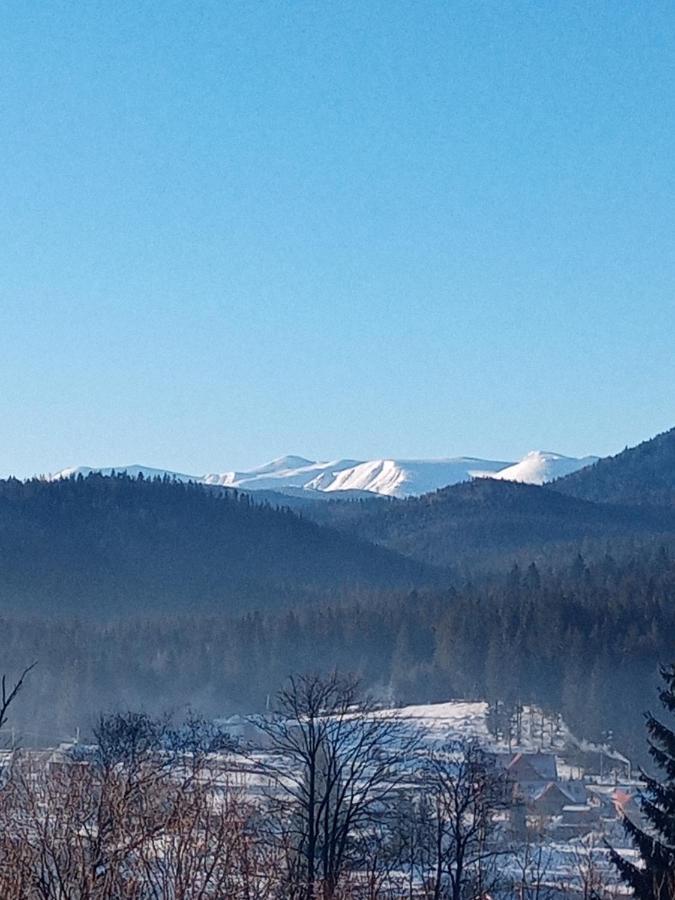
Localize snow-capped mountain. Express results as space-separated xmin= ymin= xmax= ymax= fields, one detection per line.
xmin=305 ymin=457 xmax=511 ymax=496
xmin=475 ymin=451 xmax=600 ymax=486
xmin=49 ymin=451 xmax=598 ymax=497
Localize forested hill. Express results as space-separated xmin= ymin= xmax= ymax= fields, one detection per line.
xmin=554 ymin=426 xmax=675 ymax=507
xmin=306 ymin=477 xmax=674 ymax=570
xmin=4 ymin=540 xmax=675 ymax=760
xmin=0 ymin=474 xmax=430 ymax=615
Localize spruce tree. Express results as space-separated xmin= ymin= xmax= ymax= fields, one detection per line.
xmin=611 ymin=664 xmax=675 ymax=899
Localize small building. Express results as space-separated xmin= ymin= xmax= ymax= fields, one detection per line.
xmin=530 ymin=781 xmax=578 ymax=818
xmin=507 ymin=751 xmax=558 ymax=785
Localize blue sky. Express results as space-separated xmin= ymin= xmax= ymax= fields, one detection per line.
xmin=1 ymin=1 xmax=674 ymax=476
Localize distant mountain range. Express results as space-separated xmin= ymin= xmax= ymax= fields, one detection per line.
xmin=50 ymin=449 xmax=598 ymax=498
xmin=2 ymin=425 xmax=674 ymax=616
xmin=299 ymin=426 xmax=675 ymax=569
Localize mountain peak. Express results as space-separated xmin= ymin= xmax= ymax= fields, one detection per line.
xmin=477 ymin=451 xmax=598 ymax=486
xmin=252 ymin=455 xmax=316 ymax=474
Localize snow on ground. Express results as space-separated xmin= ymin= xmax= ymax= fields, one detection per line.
xmin=388 ymin=700 xmax=492 ymax=740
xmin=373 ymin=699 xmax=572 ymax=755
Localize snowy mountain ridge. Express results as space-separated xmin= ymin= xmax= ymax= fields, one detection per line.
xmin=305 ymin=457 xmax=511 ymax=496
xmin=49 ymin=450 xmax=598 ymax=498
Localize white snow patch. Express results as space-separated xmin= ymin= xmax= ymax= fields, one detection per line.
xmin=202 ymin=458 xmax=361 ymax=491
xmin=309 ymin=458 xmax=512 ymax=497
xmin=476 ymin=451 xmax=598 ymax=486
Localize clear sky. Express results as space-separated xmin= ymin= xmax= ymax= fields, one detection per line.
xmin=1 ymin=1 xmax=674 ymax=477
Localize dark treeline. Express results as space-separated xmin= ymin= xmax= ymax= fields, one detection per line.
xmin=554 ymin=424 xmax=675 ymax=507
xmin=0 ymin=473 xmax=429 ymax=616
xmin=3 ymin=543 xmax=673 ymax=762
xmin=306 ymin=477 xmax=675 ymax=572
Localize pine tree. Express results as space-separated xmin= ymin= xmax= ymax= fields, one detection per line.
xmin=611 ymin=664 xmax=675 ymax=898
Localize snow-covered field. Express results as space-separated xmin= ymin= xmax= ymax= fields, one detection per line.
xmin=377 ymin=699 xmax=565 ymax=753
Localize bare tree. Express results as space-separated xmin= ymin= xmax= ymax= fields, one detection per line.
xmin=254 ymin=672 xmax=419 ymax=900
xmin=0 ymin=710 xmax=278 ymax=899
xmin=508 ymin=838 xmax=557 ymax=900
xmin=0 ymin=663 xmax=35 ymax=735
xmin=419 ymin=740 xmax=508 ymax=900
xmin=136 ymin=780 xmax=274 ymax=899
xmin=564 ymin=838 xmax=616 ymax=900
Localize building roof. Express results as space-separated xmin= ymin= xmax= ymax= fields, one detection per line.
xmin=532 ymin=781 xmax=570 ymax=803
xmin=507 ymin=751 xmax=558 ymax=782
xmin=531 ymin=780 xmax=587 ymax=806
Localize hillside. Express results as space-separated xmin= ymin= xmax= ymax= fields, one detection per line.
xmin=0 ymin=474 xmax=430 ymax=615
xmin=308 ymin=477 xmax=674 ymax=569
xmin=554 ymin=426 xmax=675 ymax=507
